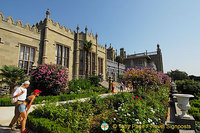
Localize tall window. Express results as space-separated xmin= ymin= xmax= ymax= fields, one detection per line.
xmin=18 ymin=45 xmax=36 ymax=74
xmin=56 ymin=44 xmax=69 ymax=68
xmin=98 ymin=57 xmax=103 ymax=74
xmin=56 ymin=45 xmax=62 ymax=65
xmin=79 ymin=50 xmax=84 ymax=75
xmin=64 ymin=47 xmax=69 ymax=68
xmin=88 ymin=52 xmax=91 ymax=74
xmin=92 ymin=53 xmax=95 ymax=75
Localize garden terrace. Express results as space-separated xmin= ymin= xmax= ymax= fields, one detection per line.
xmin=27 ymin=86 xmax=169 ymax=133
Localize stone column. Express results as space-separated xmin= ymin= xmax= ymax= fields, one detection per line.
xmin=42 ymin=9 xmax=49 ymax=64
xmin=74 ymin=25 xmax=80 ymax=79
xmin=95 ymin=33 xmax=98 ymax=76
xmin=105 ymin=44 xmax=107 ymax=80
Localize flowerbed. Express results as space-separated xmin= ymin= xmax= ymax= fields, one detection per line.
xmin=0 ymin=89 xmax=107 ymax=106
xmin=28 ymin=86 xmax=169 ymax=133
xmin=123 ymin=68 xmax=170 ymax=87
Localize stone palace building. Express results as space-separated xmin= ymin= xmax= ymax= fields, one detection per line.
xmin=0 ymin=10 xmax=163 ymax=81
xmin=121 ymin=44 xmax=163 ymax=72
xmin=0 ymin=10 xmax=107 ymax=80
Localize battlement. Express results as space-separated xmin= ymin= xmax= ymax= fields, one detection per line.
xmin=48 ymin=18 xmax=74 ymax=35
xmin=98 ymin=44 xmax=106 ymax=50
xmin=0 ymin=12 xmax=40 ymax=34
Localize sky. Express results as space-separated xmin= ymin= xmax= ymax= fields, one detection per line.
xmin=1 ymin=0 xmax=200 ymax=76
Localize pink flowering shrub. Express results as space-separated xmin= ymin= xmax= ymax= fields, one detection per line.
xmin=123 ymin=68 xmax=170 ymax=88
xmin=30 ymin=63 xmax=69 ymax=96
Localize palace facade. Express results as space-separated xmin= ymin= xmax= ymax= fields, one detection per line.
xmin=0 ymin=10 xmax=107 ymax=80
xmin=120 ymin=44 xmax=163 ymax=72
xmin=0 ymin=10 xmax=164 ymax=82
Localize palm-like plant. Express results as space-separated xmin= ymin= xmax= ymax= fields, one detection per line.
xmin=0 ymin=65 xmax=27 ymax=94
xmin=83 ymin=40 xmax=93 ymax=79
xmin=116 ymin=56 xmax=123 ymax=80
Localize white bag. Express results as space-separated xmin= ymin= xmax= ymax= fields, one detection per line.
xmin=11 ymin=88 xmax=22 ymax=103
xmin=11 ymin=96 xmax=18 ymax=103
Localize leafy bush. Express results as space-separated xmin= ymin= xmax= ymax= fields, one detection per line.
xmin=0 ymin=97 xmax=14 ymax=106
xmin=123 ymin=68 xmax=170 ymax=88
xmin=68 ymin=78 xmax=92 ymax=94
xmin=0 ymin=91 xmax=107 ymax=106
xmin=189 ymin=107 xmax=199 ymax=114
xmin=175 ymin=79 xmax=200 ymax=96
xmin=30 ymin=86 xmax=169 ymax=133
xmin=167 ymin=69 xmax=189 ymax=81
xmin=27 ymin=115 xmax=77 ymax=133
xmin=192 ymin=113 xmax=200 ymax=121
xmin=30 ymin=63 xmax=69 ymax=96
xmin=89 ymin=76 xmax=100 ymax=86
xmin=68 ymin=78 xmax=106 ymax=94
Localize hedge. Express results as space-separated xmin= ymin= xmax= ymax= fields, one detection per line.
xmin=27 ymin=115 xmax=81 ymax=133
xmin=0 ymin=90 xmax=108 ymax=106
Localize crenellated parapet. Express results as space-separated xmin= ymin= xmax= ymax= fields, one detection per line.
xmin=0 ymin=12 xmax=5 ymax=21
xmin=0 ymin=12 xmax=40 ymax=33
xmin=47 ymin=18 xmax=74 ymax=36
xmin=98 ymin=44 xmax=106 ymax=50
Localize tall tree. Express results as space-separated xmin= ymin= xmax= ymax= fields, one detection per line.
xmin=83 ymin=40 xmax=93 ymax=79
xmin=167 ymin=69 xmax=189 ymax=81
xmin=116 ymin=56 xmax=123 ymax=80
xmin=0 ymin=65 xmax=27 ymax=94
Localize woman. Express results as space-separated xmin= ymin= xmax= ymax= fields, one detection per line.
xmin=111 ymin=80 xmax=115 ymax=93
xmin=19 ymin=89 xmax=42 ymax=133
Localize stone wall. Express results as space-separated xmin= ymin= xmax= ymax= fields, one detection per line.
xmin=0 ymin=11 xmax=107 ymax=81
xmin=0 ymin=12 xmax=40 ymax=69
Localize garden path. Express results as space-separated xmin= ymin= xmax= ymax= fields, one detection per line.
xmin=0 ymin=92 xmax=118 ymax=133
xmin=99 ymin=81 xmax=133 ymax=92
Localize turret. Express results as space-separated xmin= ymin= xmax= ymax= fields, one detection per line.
xmin=46 ymin=9 xmax=50 ymax=20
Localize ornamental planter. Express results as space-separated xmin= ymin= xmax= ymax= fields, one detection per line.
xmin=171 ymin=82 xmax=177 ymax=93
xmin=173 ymin=94 xmax=194 ymax=118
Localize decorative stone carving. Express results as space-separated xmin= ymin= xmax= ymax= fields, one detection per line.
xmin=173 ymin=94 xmax=194 ymax=118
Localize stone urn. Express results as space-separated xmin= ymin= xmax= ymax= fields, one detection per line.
xmin=171 ymin=82 xmax=177 ymax=93
xmin=173 ymin=94 xmax=194 ymax=118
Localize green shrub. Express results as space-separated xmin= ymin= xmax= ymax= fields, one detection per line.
xmin=0 ymin=91 xmax=107 ymax=106
xmin=190 ymin=100 xmax=200 ymax=108
xmin=167 ymin=69 xmax=189 ymax=81
xmin=189 ymin=107 xmax=199 ymax=114
xmin=0 ymin=97 xmax=14 ymax=106
xmin=196 ymin=121 xmax=200 ymax=133
xmin=27 ymin=115 xmax=78 ymax=133
xmin=68 ymin=78 xmax=91 ymax=94
xmin=175 ymin=79 xmax=200 ymax=96
xmin=192 ymin=113 xmax=200 ymax=121
xmin=89 ymin=76 xmax=100 ymax=86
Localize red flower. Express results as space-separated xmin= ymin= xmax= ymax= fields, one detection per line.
xmin=167 ymin=114 xmax=168 ymax=117
xmin=136 ymin=96 xmax=139 ymax=99
xmin=140 ymin=98 xmax=142 ymax=100
xmin=132 ymin=96 xmax=134 ymax=98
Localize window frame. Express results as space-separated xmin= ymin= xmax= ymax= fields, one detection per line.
xmin=55 ymin=44 xmax=70 ymax=68
xmin=18 ymin=44 xmax=36 ymax=74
